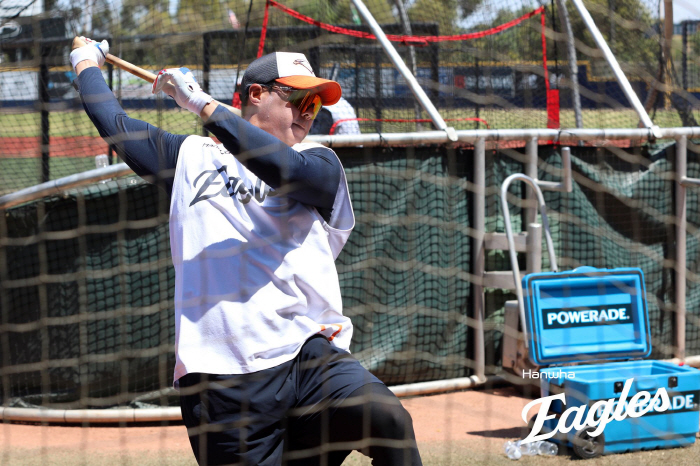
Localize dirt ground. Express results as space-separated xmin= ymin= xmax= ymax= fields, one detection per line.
xmin=1 ymin=386 xmax=698 ymax=465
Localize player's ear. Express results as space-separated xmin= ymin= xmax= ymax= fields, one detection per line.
xmin=248 ymin=84 xmax=264 ymax=106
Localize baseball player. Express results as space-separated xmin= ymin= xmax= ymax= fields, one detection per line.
xmin=70 ymin=38 xmax=422 ymax=466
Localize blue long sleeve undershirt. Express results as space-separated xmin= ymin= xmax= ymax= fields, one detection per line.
xmin=75 ymin=67 xmax=340 ymax=221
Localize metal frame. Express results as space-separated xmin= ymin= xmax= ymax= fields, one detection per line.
xmin=674 ymin=136 xmax=700 ymax=360
xmin=1 ymin=127 xmax=700 ymax=420
xmin=499 ymin=174 xmax=559 ymax=347
xmin=310 ymin=127 xmax=700 ymax=147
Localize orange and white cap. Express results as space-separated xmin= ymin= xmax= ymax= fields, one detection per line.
xmin=241 ymin=52 xmax=341 ymax=106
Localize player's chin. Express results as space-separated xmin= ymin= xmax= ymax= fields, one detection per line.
xmin=291 ymin=122 xmax=309 ymax=142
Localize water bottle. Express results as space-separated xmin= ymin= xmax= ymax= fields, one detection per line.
xmin=537 ymin=440 xmax=558 ymax=456
xmin=520 ymin=440 xmax=539 ymax=456
xmin=95 ymin=154 xmax=110 ymax=183
xmin=503 ymin=440 xmax=522 ymax=460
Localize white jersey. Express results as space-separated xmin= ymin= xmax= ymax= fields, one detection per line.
xmin=169 ymin=136 xmax=355 ymax=382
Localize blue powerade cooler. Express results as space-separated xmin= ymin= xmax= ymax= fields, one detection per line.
xmin=523 ymin=266 xmax=700 ymax=459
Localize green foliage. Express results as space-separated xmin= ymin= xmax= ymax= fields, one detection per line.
xmin=470 ymin=7 xmax=545 ymax=62
xmin=564 ymin=0 xmax=658 ymax=65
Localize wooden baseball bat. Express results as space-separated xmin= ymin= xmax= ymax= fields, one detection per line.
xmin=72 ymin=36 xmax=241 ymax=116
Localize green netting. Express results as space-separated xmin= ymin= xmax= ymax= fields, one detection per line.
xmin=340 ymin=148 xmax=472 ymax=385
xmin=1 ymin=143 xmax=700 ymax=408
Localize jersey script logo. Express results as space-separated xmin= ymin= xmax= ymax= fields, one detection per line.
xmin=189 ymin=165 xmax=275 ymax=207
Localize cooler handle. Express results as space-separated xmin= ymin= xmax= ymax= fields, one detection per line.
xmin=500 ymin=174 xmax=558 ymax=349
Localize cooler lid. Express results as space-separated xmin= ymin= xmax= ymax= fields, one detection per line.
xmin=523 ymin=267 xmax=651 ymax=366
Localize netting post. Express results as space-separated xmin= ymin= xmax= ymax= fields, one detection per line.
xmin=392 ymin=0 xmax=421 ymax=130
xmin=472 ymin=138 xmax=486 ymax=382
xmin=35 ymin=199 xmax=51 ymax=408
xmin=203 ymin=32 xmax=211 ymax=137
xmin=675 ymin=135 xmax=687 ymax=361
xmin=107 ymin=62 xmax=115 ymax=164
xmin=524 ymin=137 xmax=538 ymax=228
xmin=308 ymin=28 xmax=321 ymax=84
xmin=555 ymin=0 xmax=583 ymax=129
xmin=0 ymin=208 xmax=11 ymax=406
xmin=429 ymin=23 xmax=440 ymax=109
xmin=374 ymin=52 xmax=382 ymax=133
xmin=682 ymin=21 xmax=688 ymax=91
xmin=39 ymin=43 xmax=50 ymax=184
xmin=75 ymin=192 xmax=89 ymax=410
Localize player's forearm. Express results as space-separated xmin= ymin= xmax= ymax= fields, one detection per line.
xmin=75 ymin=67 xmax=186 ymax=189
xmin=200 ymin=100 xmax=219 ymax=120
xmin=75 ymin=60 xmax=99 ymax=75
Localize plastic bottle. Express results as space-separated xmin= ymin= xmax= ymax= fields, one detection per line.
xmin=537 ymin=440 xmax=558 ymax=456
xmin=520 ymin=440 xmax=539 ymax=456
xmin=95 ymin=154 xmax=110 ymax=183
xmin=503 ymin=440 xmax=522 ymax=460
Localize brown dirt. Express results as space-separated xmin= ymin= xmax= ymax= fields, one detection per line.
xmin=0 ymin=386 xmax=532 ymax=463
xmin=2 ymin=386 xmax=698 ymax=465
xmin=0 ymin=137 xmax=108 ymax=158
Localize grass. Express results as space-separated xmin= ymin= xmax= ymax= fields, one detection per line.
xmin=1 ymin=109 xmax=202 ymax=138
xmin=1 ymin=106 xmax=697 ymax=194
xmin=0 ymin=158 xmax=98 ymax=194
xmin=2 ymin=108 xmax=698 ymax=139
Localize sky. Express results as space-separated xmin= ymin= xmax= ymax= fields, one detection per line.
xmin=669 ymin=0 xmax=700 ymax=22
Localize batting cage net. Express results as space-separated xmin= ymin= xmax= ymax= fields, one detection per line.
xmin=2 ymin=140 xmax=700 ymax=410
xmin=0 ymin=0 xmax=699 ymax=415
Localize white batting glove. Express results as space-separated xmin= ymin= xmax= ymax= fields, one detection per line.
xmin=70 ymin=37 xmax=109 ymax=69
xmin=152 ymin=67 xmax=213 ymax=115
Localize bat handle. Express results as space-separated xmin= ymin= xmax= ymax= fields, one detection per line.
xmin=72 ymin=36 xmax=157 ymax=83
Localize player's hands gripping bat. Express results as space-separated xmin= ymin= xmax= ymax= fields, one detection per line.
xmin=152 ymin=67 xmax=213 ymax=116
xmin=70 ymin=36 xmax=109 ymax=69
xmin=71 ymin=36 xmax=241 ymax=116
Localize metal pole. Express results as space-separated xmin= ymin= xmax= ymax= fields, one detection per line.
xmin=349 ymin=0 xmax=457 ymax=141
xmin=203 ymin=33 xmax=211 ymax=137
xmin=39 ymin=45 xmax=50 ymax=184
xmin=392 ymin=0 xmax=422 ymax=130
xmin=682 ymin=22 xmax=688 ymax=91
xmin=525 ymin=137 xmax=538 ymax=227
xmin=569 ymin=0 xmax=661 ymax=138
xmin=663 ymin=0 xmax=674 ymax=109
xmin=675 ymin=136 xmax=687 ymax=360
xmin=555 ymin=0 xmax=583 ymax=129
xmin=472 ymin=138 xmax=486 ymax=382
xmin=308 ymin=126 xmax=700 ymax=147
xmin=0 ymin=164 xmax=134 ymax=210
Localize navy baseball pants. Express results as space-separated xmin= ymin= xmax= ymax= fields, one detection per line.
xmin=179 ymin=335 xmax=422 ymax=465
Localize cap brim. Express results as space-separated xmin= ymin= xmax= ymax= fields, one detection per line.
xmin=275 ymin=76 xmax=341 ymax=106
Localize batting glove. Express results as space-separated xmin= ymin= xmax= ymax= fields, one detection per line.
xmin=152 ymin=67 xmax=213 ymax=115
xmin=70 ymin=37 xmax=109 ymax=69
